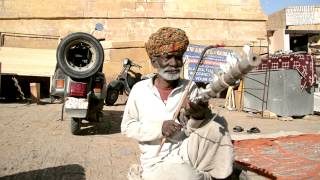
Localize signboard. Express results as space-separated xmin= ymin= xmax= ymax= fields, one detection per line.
xmin=286 ymin=6 xmax=320 ymax=26
xmin=183 ymin=44 xmax=238 ymax=83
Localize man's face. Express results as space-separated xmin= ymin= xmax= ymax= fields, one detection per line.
xmin=154 ymin=54 xmax=183 ymax=81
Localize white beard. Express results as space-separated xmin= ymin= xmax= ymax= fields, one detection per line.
xmin=158 ymin=67 xmax=181 ymax=80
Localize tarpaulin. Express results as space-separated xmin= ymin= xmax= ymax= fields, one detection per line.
xmin=254 ymin=53 xmax=316 ymax=89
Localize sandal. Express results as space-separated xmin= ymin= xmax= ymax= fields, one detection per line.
xmin=247 ymin=127 xmax=261 ymax=134
xmin=233 ymin=126 xmax=244 ymax=132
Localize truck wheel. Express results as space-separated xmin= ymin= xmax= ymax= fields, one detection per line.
xmin=71 ymin=117 xmax=81 ymax=135
xmin=57 ymin=32 xmax=104 ymax=79
xmin=105 ymin=87 xmax=119 ymax=106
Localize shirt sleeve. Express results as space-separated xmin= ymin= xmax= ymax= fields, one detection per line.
xmin=121 ymin=85 xmax=163 ymax=142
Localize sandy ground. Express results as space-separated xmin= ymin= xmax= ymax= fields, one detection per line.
xmin=0 ymin=96 xmax=319 ymax=180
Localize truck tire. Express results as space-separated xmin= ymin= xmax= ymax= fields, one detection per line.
xmin=71 ymin=117 xmax=81 ymax=135
xmin=57 ymin=32 xmax=104 ymax=79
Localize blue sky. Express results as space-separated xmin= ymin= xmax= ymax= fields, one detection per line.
xmin=260 ymin=0 xmax=320 ymax=15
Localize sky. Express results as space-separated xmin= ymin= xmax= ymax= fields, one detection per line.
xmin=260 ymin=0 xmax=320 ymax=15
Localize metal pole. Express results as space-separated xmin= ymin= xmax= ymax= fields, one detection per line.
xmin=261 ymin=68 xmax=268 ymax=118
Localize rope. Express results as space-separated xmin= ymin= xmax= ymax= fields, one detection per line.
xmin=11 ymin=76 xmax=26 ymax=100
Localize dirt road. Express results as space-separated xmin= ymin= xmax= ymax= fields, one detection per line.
xmin=0 ymin=98 xmax=319 ymax=180
xmin=0 ymin=99 xmax=139 ymax=180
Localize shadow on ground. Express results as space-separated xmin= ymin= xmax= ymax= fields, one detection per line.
xmin=0 ymin=164 xmax=85 ymax=180
xmin=79 ymin=110 xmax=124 ymax=136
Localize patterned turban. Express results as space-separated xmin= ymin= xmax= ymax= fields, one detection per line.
xmin=145 ymin=27 xmax=189 ymax=58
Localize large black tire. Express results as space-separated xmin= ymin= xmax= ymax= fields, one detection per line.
xmin=70 ymin=117 xmax=81 ymax=135
xmin=56 ymin=32 xmax=104 ymax=79
xmin=105 ymin=87 xmax=119 ymax=106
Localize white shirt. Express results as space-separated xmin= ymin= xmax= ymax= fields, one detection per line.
xmin=121 ymin=77 xmax=198 ymax=172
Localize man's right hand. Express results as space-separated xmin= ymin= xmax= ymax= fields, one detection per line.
xmin=162 ymin=120 xmax=182 ymax=137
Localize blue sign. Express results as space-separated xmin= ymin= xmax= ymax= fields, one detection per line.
xmin=183 ymin=44 xmax=234 ymax=83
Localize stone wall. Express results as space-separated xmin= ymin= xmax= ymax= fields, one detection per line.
xmin=266 ymin=9 xmax=286 ymax=30
xmin=0 ymin=0 xmax=267 ymax=80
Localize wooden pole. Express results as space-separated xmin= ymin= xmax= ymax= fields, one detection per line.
xmin=30 ymin=83 xmax=40 ymax=103
xmin=0 ymin=62 xmax=2 ymax=97
xmin=238 ymin=79 xmax=244 ymax=111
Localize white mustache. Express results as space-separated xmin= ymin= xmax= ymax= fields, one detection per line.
xmin=162 ymin=67 xmax=182 ymax=73
xmin=158 ymin=67 xmax=181 ymax=80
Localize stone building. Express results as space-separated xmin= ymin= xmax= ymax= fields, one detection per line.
xmin=267 ymin=5 xmax=320 ymax=65
xmin=0 ymin=0 xmax=267 ymax=97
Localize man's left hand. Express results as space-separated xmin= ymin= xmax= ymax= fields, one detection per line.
xmin=184 ymin=99 xmax=209 ymax=120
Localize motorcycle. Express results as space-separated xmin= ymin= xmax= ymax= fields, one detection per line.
xmin=51 ymin=26 xmax=106 ymax=135
xmin=105 ymin=58 xmax=155 ymax=106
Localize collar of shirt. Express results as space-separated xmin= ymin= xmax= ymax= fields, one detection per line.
xmin=146 ymin=76 xmax=188 ymax=101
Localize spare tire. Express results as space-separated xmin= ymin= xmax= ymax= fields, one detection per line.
xmin=56 ymin=32 xmax=104 ymax=79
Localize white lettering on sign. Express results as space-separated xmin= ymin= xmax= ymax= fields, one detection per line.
xmin=184 ymin=44 xmax=237 ymax=83
xmin=286 ymin=6 xmax=320 ymax=25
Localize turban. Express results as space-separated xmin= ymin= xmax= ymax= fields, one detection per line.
xmin=145 ymin=27 xmax=189 ymax=58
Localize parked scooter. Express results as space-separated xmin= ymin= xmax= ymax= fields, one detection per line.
xmin=105 ymin=58 xmax=155 ymax=105
xmin=51 ymin=25 xmax=106 ymax=135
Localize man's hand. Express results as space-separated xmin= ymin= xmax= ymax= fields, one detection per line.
xmin=184 ymin=99 xmax=209 ymax=120
xmin=162 ymin=120 xmax=182 ymax=137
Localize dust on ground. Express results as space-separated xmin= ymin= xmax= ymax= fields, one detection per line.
xmin=0 ymin=97 xmax=319 ymax=180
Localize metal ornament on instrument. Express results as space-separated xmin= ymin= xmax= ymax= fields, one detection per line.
xmin=191 ymin=46 xmax=261 ymax=104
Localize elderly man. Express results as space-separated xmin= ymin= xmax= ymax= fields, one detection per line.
xmin=121 ymin=27 xmax=233 ymax=180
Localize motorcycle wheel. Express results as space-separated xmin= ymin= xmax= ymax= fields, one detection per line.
xmin=105 ymin=87 xmax=119 ymax=106
xmin=56 ymin=32 xmax=104 ymax=79
xmin=70 ymin=117 xmax=81 ymax=135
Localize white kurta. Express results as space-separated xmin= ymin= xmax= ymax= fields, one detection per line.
xmin=121 ymin=77 xmax=233 ymax=180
